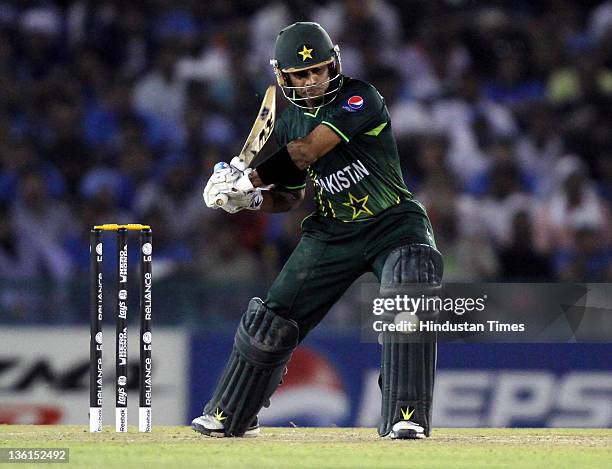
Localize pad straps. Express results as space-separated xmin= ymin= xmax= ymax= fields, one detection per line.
xmin=203 ymin=298 xmax=299 ymax=436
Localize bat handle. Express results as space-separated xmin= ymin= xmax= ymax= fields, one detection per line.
xmin=215 ymin=193 xmax=228 ymax=207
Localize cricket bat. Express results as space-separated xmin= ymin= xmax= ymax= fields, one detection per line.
xmin=215 ymin=85 xmax=276 ymax=207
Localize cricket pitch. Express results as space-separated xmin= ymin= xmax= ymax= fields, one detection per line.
xmin=1 ymin=426 xmax=610 ymax=468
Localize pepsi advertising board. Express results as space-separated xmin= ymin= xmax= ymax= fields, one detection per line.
xmin=190 ymin=334 xmax=612 ymax=428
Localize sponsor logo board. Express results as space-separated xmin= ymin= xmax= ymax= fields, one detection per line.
xmin=190 ymin=336 xmax=612 ymax=428
xmin=0 ymin=327 xmax=187 ymax=425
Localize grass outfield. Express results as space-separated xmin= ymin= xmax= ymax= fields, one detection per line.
xmin=1 ymin=426 xmax=610 ymax=468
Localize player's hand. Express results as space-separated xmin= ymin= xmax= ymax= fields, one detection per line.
xmin=203 ymin=161 xmax=241 ymax=209
xmin=229 ymin=156 xmax=248 ymax=173
xmin=230 ymin=156 xmax=255 ymax=193
xmin=220 ymin=189 xmax=264 ymax=214
xmin=203 ymin=161 xmax=263 ymax=212
xmin=218 ymin=158 xmax=264 ymax=213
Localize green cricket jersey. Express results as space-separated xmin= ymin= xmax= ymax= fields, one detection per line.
xmin=274 ymin=76 xmax=425 ymax=223
xmin=265 ymin=77 xmax=439 ymax=333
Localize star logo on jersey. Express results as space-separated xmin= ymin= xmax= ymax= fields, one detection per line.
xmin=343 ymin=192 xmax=374 ymax=220
xmin=401 ymin=406 xmax=415 ymax=421
xmin=298 ymin=44 xmax=313 ymax=61
xmin=214 ymin=408 xmax=226 ymax=422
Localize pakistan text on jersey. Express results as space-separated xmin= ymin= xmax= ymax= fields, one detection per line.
xmin=312 ymin=160 xmax=370 ymax=195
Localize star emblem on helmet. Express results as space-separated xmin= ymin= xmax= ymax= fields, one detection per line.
xmin=298 ymin=45 xmax=314 ymax=61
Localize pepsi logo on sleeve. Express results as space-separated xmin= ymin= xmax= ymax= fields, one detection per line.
xmin=343 ymin=95 xmax=364 ymax=112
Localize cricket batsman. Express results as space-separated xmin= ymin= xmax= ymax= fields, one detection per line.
xmin=192 ymin=22 xmax=443 ymax=439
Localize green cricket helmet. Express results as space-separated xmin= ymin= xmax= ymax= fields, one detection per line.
xmin=270 ymin=22 xmax=343 ymax=108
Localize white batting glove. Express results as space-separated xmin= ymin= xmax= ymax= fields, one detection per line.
xmin=229 ymin=156 xmax=255 ymax=193
xmin=203 ymin=161 xmax=263 ymax=213
xmin=220 ymin=189 xmax=264 ymax=214
xmin=203 ymin=162 xmax=241 ymax=209
xmin=229 ymin=156 xmax=248 ymax=173
xmin=222 ymin=158 xmax=262 ymax=213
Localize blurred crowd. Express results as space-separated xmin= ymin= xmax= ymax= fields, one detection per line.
xmin=0 ymin=0 xmax=611 ymax=320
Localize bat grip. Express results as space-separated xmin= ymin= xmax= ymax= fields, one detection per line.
xmin=215 ymin=193 xmax=228 ymax=207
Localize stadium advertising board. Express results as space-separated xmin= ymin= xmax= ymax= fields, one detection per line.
xmin=190 ymin=334 xmax=612 ymax=428
xmin=0 ymin=327 xmax=187 ymax=426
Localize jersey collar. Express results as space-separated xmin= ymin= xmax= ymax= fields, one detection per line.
xmin=304 ymin=106 xmax=322 ymax=118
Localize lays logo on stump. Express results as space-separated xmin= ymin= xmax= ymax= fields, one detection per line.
xmin=343 ymin=95 xmax=364 ymax=112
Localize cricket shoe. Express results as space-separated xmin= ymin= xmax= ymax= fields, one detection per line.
xmin=388 ymin=420 xmax=426 ymax=439
xmin=191 ymin=412 xmax=260 ymax=438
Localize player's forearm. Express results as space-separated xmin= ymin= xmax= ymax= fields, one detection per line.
xmin=260 ymin=189 xmax=305 ymax=212
xmin=249 ymin=170 xmax=265 ymax=188
xmin=253 ymin=125 xmax=341 ymax=186
xmin=288 ymin=124 xmax=342 ymax=169
xmin=287 ymin=139 xmax=318 ymax=169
